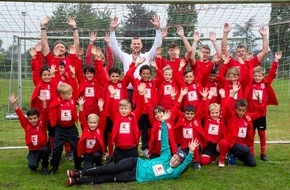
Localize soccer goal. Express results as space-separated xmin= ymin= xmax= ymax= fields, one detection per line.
xmin=0 ymin=2 xmax=289 ymax=149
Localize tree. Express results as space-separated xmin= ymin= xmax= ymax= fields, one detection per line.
xmin=120 ymin=4 xmax=156 ymax=53
xmin=229 ymin=17 xmax=259 ymax=55
xmin=165 ymin=4 xmax=198 ymax=58
xmin=269 ymin=3 xmax=290 ymax=58
xmin=47 ymin=3 xmax=111 ymax=50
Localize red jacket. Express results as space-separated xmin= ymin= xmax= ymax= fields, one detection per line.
xmin=157 ymin=79 xmax=179 ymax=111
xmin=109 ymin=94 xmax=144 ymax=149
xmin=77 ymin=110 xmax=106 ymax=157
xmin=223 ymin=97 xmax=263 ymax=148
xmin=15 ymin=108 xmax=48 ymax=151
xmin=244 ymin=61 xmax=278 ymax=115
xmin=48 ymin=96 xmax=78 ymax=127
xmin=191 ymin=60 xmax=213 ymax=86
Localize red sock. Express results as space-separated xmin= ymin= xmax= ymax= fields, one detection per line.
xmin=65 ymin=141 xmax=71 ymax=153
xmin=258 ymin=130 xmax=266 ymax=155
xmin=193 ymin=147 xmax=200 ymax=163
xmin=200 ymin=155 xmax=211 ymax=165
xmin=218 ymin=138 xmax=229 ymax=163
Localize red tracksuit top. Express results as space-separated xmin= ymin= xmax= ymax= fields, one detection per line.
xmin=223 ymin=97 xmax=263 ymax=148
xmin=30 ymin=51 xmax=58 ymax=110
xmin=48 ymin=96 xmax=78 ymax=127
xmin=77 ymin=110 xmax=106 ymax=157
xmin=109 ymin=95 xmax=144 ymax=149
xmin=157 ymin=79 xmax=179 ymax=111
xmin=15 ymin=108 xmax=48 ymax=151
xmin=191 ymin=60 xmax=213 ymax=86
xmin=174 ymin=100 xmax=207 ymax=149
xmin=244 ymin=61 xmax=279 ymax=116
xmin=146 ymin=101 xmax=180 ymax=156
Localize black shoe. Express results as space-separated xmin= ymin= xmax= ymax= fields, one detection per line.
xmin=260 ymin=154 xmax=268 ymax=161
xmin=66 ymin=152 xmax=74 ymax=161
xmin=41 ymin=168 xmax=49 ymax=175
xmin=104 ymin=156 xmax=113 ymax=164
xmin=49 ymin=167 xmax=58 ymax=174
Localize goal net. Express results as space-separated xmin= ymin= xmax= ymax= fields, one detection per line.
xmin=0 ymin=2 xmax=289 ymax=149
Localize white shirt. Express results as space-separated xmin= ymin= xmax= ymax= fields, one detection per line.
xmin=109 ymin=30 xmax=162 ymax=89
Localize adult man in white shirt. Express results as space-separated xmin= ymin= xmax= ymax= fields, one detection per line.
xmin=109 ymin=15 xmax=163 ymax=93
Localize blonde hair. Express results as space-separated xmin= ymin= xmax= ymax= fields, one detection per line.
xmin=162 ymin=65 xmax=172 ymax=72
xmin=253 ymin=66 xmax=266 ymax=76
xmin=225 ymin=67 xmax=240 ymax=79
xmin=88 ymin=113 xmax=99 ymax=122
xmin=208 ymin=103 xmax=220 ymax=112
xmin=119 ymin=99 xmax=131 ymax=108
xmin=57 ymin=83 xmax=72 ymax=94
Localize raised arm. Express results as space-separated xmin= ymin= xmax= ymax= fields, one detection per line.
xmin=146 ymin=15 xmax=162 ymax=60
xmin=85 ymin=31 xmax=97 ymax=65
xmin=191 ymin=31 xmax=200 ymax=65
xmin=176 ymin=25 xmax=192 ymax=53
xmin=256 ymin=26 xmax=269 ymax=62
xmin=221 ymin=23 xmax=231 ymax=57
xmin=67 ymin=16 xmax=79 ymax=54
xmin=40 ymin=16 xmax=50 ymax=56
xmin=209 ymin=31 xmax=221 ymax=57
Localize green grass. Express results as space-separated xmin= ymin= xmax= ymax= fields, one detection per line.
xmin=0 ymin=144 xmax=290 ymax=190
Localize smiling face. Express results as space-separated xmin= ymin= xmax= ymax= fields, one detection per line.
xmin=109 ymin=72 xmax=120 ymax=83
xmin=163 ymin=69 xmax=173 ymax=81
xmin=85 ymin=71 xmax=95 ymax=81
xmin=27 ymin=115 xmax=39 ymax=126
xmin=210 ymin=107 xmax=220 ymax=120
xmin=41 ymin=70 xmax=51 ymax=83
xmin=87 ymin=114 xmax=99 ymax=130
xmin=184 ymin=110 xmax=195 ymax=121
xmin=169 ymin=154 xmax=182 ymax=168
xmin=235 ymin=106 xmax=247 ymax=118
xmin=140 ymin=69 xmax=151 ymax=82
xmin=236 ymin=47 xmax=247 ymax=60
xmin=184 ymin=71 xmax=194 ymax=84
xmin=253 ymin=72 xmax=264 ymax=83
xmin=54 ymin=43 xmax=66 ymax=57
xmin=130 ymin=38 xmax=143 ymax=54
xmin=61 ymin=90 xmax=73 ymax=100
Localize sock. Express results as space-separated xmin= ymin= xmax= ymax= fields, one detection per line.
xmin=218 ymin=138 xmax=229 ymax=163
xmin=259 ymin=130 xmax=266 ymax=155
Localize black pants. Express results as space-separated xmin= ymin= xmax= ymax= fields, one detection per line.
xmin=138 ymin=114 xmax=152 ymax=151
xmin=83 ymin=152 xmax=102 ymax=170
xmin=50 ymin=125 xmax=81 ymax=169
xmin=27 ymin=146 xmax=49 ymax=170
xmin=114 ymin=146 xmax=138 ymax=163
xmin=104 ymin=116 xmax=113 ymax=147
xmin=229 ymin=143 xmax=256 ymax=167
xmin=79 ymin=157 xmax=137 ymax=184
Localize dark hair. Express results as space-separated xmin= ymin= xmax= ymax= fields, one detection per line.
xmin=83 ymin=65 xmax=95 ymax=75
xmin=132 ymin=37 xmax=140 ymax=40
xmin=26 ymin=108 xmax=40 ymax=117
xmin=235 ymin=99 xmax=248 ymax=109
xmin=140 ymin=65 xmax=151 ymax=74
xmin=184 ymin=105 xmax=196 ymax=113
xmin=183 ymin=69 xmax=193 ymax=76
xmin=109 ymin=66 xmax=121 ymax=76
xmin=53 ymin=40 xmax=66 ymax=49
xmin=153 ymin=106 xmax=166 ymax=115
xmin=210 ymin=67 xmax=218 ymax=74
xmin=59 ymin=61 xmax=65 ymax=66
xmin=236 ymin=44 xmax=247 ymax=51
xmin=40 ymin=65 xmax=50 ymax=76
xmin=168 ymin=42 xmax=178 ymax=49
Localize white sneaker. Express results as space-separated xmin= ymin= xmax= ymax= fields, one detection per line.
xmin=218 ymin=162 xmax=225 ymax=168
xmin=141 ymin=149 xmax=149 ymax=158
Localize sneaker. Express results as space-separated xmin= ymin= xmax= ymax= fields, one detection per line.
xmin=67 ymin=170 xmax=81 ymax=178
xmin=193 ymin=162 xmax=201 ymax=170
xmin=49 ymin=166 xmax=58 ymax=174
xmin=67 ymin=177 xmax=78 ymax=187
xmin=228 ymin=153 xmax=237 ymax=166
xmin=66 ymin=152 xmax=74 ymax=161
xmin=41 ymin=168 xmax=49 ymax=175
xmin=141 ymin=149 xmax=149 ymax=158
xmin=218 ymin=162 xmax=225 ymax=168
xmin=260 ymin=154 xmax=268 ymax=161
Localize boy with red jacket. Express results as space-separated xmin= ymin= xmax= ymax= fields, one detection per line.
xmin=48 ymin=83 xmax=81 ymax=174
xmin=244 ymin=51 xmax=281 ymax=161
xmin=222 ymin=84 xmax=263 ymax=167
xmin=9 ymin=93 xmax=50 ymax=175
xmin=77 ymin=97 xmax=106 ymax=169
xmin=107 ymin=83 xmax=146 ymax=162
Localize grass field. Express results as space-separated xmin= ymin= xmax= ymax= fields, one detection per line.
xmin=0 ymin=144 xmax=290 ymax=190
xmin=0 ymin=78 xmax=289 ymax=189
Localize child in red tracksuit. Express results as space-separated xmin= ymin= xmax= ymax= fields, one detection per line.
xmin=147 ymin=88 xmax=188 ymax=159
xmin=174 ymin=88 xmax=208 ymax=170
xmin=77 ymin=97 xmax=106 ymax=169
xmin=108 ymin=83 xmax=146 ymax=162
xmin=129 ymin=59 xmax=164 ymax=158
xmin=48 ymin=83 xmax=81 ymax=174
xmin=9 ymin=92 xmax=50 ymax=175
xmin=244 ymin=51 xmax=281 ymax=161
xmin=92 ymin=47 xmax=143 ymax=161
xmin=200 ymin=91 xmax=228 ymax=167
xmin=222 ymin=84 xmax=263 ymax=167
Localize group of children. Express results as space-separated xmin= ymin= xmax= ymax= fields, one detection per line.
xmin=9 ymin=15 xmax=281 ymax=185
